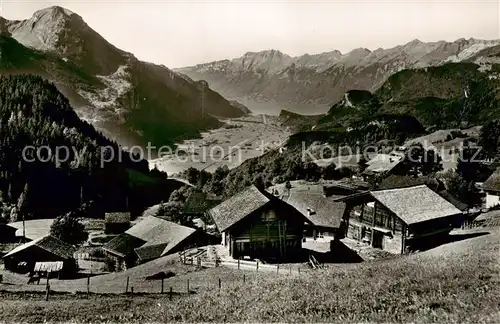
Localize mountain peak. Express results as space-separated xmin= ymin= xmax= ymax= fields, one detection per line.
xmin=34 ymin=6 xmax=75 ymax=18
xmin=407 ymin=38 xmax=423 ymax=44
xmin=244 ymin=49 xmax=287 ymax=58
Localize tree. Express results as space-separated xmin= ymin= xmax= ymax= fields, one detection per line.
xmin=399 ymin=143 xmax=443 ymax=177
xmin=440 ymin=170 xmax=481 ymax=207
xmin=357 ymin=155 xmax=368 ymax=173
xmin=16 ymin=184 xmax=27 ymax=212
xmin=17 ymin=184 xmax=29 ymax=240
xmin=321 ymin=162 xmax=338 ymax=180
xmin=253 ymin=175 xmax=265 ymax=190
xmin=50 ymin=212 xmax=88 ymax=246
xmin=478 ymin=120 xmax=500 ymax=159
xmin=185 ymin=167 xmax=200 ymax=185
xmin=157 ymin=201 xmax=192 ymax=226
xmin=457 ymin=147 xmax=484 ymax=182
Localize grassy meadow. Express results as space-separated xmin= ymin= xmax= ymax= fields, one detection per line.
xmin=0 ymin=228 xmax=499 ymax=323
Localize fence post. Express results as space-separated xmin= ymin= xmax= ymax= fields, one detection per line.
xmin=125 ymin=277 xmax=129 ymax=294
xmin=169 ymin=287 xmax=173 ymax=301
xmin=243 ymin=274 xmax=245 ymax=283
xmin=277 ymin=264 xmax=279 ymax=274
xmin=289 ymin=266 xmax=292 ymax=275
xmin=130 ymin=287 xmax=134 ymax=297
xmin=87 ymin=275 xmax=90 ymax=296
xmin=161 ymin=278 xmax=164 ymax=294
xmin=218 ymin=278 xmax=221 ymax=290
xmin=238 ymin=258 xmax=240 ymax=270
xmin=256 ymin=260 xmax=259 ymax=272
xmin=298 ymin=267 xmax=301 ymax=276
xmin=45 ymin=283 xmax=50 ymax=301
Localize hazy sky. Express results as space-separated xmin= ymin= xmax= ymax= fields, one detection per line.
xmin=2 ymin=1 xmax=499 ymax=67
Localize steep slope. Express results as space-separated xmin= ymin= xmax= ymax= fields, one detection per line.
xmin=0 ymin=6 xmax=247 ymax=150
xmin=0 ymin=75 xmax=181 ymax=220
xmin=177 ymin=38 xmax=500 ymax=115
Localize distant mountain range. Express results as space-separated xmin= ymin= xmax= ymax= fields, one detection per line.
xmin=0 ymin=6 xmax=248 ymax=150
xmin=177 ymin=38 xmax=500 ymax=115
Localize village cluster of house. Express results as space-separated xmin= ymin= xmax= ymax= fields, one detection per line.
xmin=2 ymin=151 xmax=500 ymax=278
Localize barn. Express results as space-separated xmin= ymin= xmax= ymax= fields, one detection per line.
xmin=104 ymin=212 xmax=131 ymax=234
xmin=336 ymin=184 xmax=463 ymax=254
xmin=208 ymin=185 xmax=312 ymax=261
xmin=2 ymin=235 xmax=77 ymax=277
xmin=103 ymin=216 xmax=199 ymax=271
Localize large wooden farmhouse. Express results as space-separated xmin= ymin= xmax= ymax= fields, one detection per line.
xmin=208 ymin=185 xmax=312 ymax=261
xmin=336 ymin=185 xmax=463 ymax=254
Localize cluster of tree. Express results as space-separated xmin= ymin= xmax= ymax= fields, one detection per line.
xmin=175 ymin=148 xmax=355 ymax=199
xmin=49 ymin=210 xmax=89 ymax=246
xmin=155 ymin=185 xmax=196 ymax=226
xmin=0 ymin=75 xmax=170 ymax=222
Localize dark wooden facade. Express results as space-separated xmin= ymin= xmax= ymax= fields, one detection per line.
xmin=344 ymin=197 xmax=460 ymax=254
xmin=222 ymin=201 xmax=306 ymax=261
xmin=3 ymin=246 xmax=77 ymax=277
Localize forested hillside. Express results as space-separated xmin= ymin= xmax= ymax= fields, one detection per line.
xmin=316 ymin=63 xmax=500 ymax=132
xmin=0 ymin=75 xmax=178 ymax=221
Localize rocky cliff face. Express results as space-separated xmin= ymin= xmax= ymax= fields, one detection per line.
xmin=0 ymin=6 xmax=248 ymax=150
xmin=177 ymin=38 xmax=500 ymax=115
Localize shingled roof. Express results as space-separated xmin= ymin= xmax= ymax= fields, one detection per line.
xmin=103 ymin=216 xmax=196 ymax=261
xmin=483 ymin=168 xmax=500 ymax=193
xmin=3 ymin=235 xmax=76 ymax=260
xmin=371 ymin=185 xmax=462 ymax=225
xmin=438 ymin=190 xmax=468 ymax=212
xmin=208 ymin=185 xmax=271 ymax=232
xmin=268 ymin=182 xmax=346 ymax=229
xmin=103 ymin=233 xmax=146 ymax=257
xmin=285 ymin=190 xmax=346 ymax=229
xmin=105 ymin=212 xmax=131 ymax=224
xmin=363 ymin=153 xmax=404 ymax=175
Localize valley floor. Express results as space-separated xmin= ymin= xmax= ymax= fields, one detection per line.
xmin=149 ymin=114 xmax=290 ymax=175
xmin=0 ymin=226 xmax=499 ymax=323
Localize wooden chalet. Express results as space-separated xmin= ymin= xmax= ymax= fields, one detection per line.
xmin=335 ymin=185 xmax=463 ymax=254
xmin=2 ymin=235 xmax=77 ymax=277
xmin=208 ymin=185 xmax=312 ymax=261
